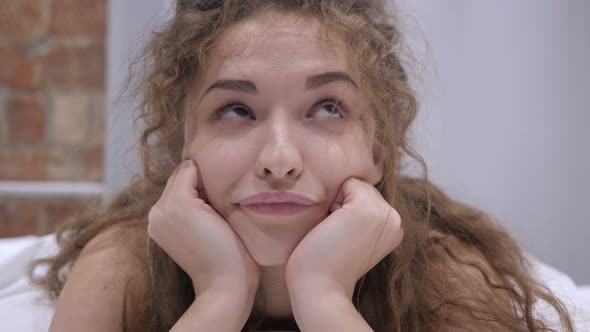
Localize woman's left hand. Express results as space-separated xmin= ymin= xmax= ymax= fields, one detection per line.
xmin=285 ymin=176 xmax=404 ymax=301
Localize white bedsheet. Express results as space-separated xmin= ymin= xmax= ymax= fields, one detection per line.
xmin=0 ymin=234 xmax=59 ymax=332
xmin=0 ymin=233 xmax=588 ymax=331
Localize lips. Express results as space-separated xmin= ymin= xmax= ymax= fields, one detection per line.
xmin=239 ymin=191 xmax=315 ymax=206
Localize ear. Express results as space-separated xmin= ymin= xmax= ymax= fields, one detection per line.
xmin=370 ymin=142 xmax=384 ymax=186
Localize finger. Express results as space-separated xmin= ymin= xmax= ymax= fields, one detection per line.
xmin=175 ymin=159 xmax=208 ymax=202
xmin=191 ymin=159 xmax=209 ymax=203
xmin=195 ymin=162 xmax=209 ymax=203
xmin=329 ymin=201 xmax=342 ymax=213
xmin=161 ymin=162 xmax=183 ymax=199
xmin=334 ymin=176 xmax=359 ymax=205
xmin=329 ymin=180 xmax=349 ymax=214
xmin=333 ymin=182 xmax=346 ymax=205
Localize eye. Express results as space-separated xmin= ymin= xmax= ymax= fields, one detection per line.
xmin=309 ymin=96 xmax=348 ymax=119
xmin=213 ymin=101 xmax=253 ymax=120
xmin=212 ymin=96 xmax=349 ymax=121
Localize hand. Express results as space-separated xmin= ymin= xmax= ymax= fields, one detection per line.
xmin=285 ymin=177 xmax=404 ymax=301
xmin=148 ymin=159 xmax=260 ymax=295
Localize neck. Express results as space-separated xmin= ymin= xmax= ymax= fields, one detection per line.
xmin=252 ymin=265 xmax=300 ymax=331
xmin=256 ymin=316 xmax=300 ymax=331
xmin=254 ymin=265 xmax=292 ymax=316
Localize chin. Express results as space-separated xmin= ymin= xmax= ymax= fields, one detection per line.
xmin=227 ymin=207 xmax=326 ymax=267
xmin=231 ymin=223 xmax=305 ymax=267
xmin=253 ymin=251 xmax=291 ymax=267
xmin=244 ymin=232 xmax=299 ymax=267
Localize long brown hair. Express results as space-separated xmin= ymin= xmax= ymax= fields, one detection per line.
xmin=28 ymin=1 xmax=574 ymax=331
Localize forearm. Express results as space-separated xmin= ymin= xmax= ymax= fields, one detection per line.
xmin=170 ymin=287 xmax=257 ymax=332
xmin=289 ymin=284 xmax=373 ymax=332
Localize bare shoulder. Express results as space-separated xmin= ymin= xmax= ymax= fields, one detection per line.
xmin=49 ymin=223 xmax=150 ymax=332
xmin=81 ymin=223 xmax=148 ymax=261
xmin=424 ymin=229 xmax=517 ymax=331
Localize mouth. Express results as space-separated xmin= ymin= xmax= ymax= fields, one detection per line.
xmin=240 ymin=203 xmax=313 ymax=216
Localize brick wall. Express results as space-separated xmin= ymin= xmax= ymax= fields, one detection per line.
xmin=0 ymin=0 xmax=106 ymax=237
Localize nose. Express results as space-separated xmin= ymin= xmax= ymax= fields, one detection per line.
xmin=255 ymin=115 xmax=303 ymax=183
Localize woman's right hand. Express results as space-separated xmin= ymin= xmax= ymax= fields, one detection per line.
xmin=148 ymin=159 xmax=260 ymax=295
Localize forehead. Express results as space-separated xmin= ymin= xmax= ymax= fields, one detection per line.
xmin=200 ymin=11 xmax=354 ymax=84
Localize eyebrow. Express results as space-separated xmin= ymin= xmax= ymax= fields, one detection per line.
xmin=202 ymin=71 xmax=358 ymax=97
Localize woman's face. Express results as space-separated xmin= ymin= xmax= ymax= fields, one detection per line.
xmin=183 ymin=10 xmax=383 ymax=266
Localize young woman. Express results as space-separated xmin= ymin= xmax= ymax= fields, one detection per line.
xmin=28 ymin=1 xmax=575 ymax=331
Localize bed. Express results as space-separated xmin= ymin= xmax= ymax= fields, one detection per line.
xmin=0 ymin=233 xmax=589 ymax=331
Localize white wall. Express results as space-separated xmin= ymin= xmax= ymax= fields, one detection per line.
xmin=105 ymin=0 xmax=174 ymax=199
xmin=106 ymin=1 xmax=590 ymax=283
xmin=398 ymin=0 xmax=590 ymax=283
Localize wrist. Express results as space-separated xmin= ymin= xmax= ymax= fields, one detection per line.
xmin=171 ymin=290 xmax=257 ymax=332
xmin=195 ymin=277 xmax=259 ymax=303
xmin=287 ymin=274 xmax=347 ymax=303
xmin=288 ymin=278 xmax=373 ymax=331
xmin=289 ymin=282 xmax=348 ymax=313
xmin=289 ymin=289 xmax=372 ymax=332
xmin=192 ymin=267 xmax=259 ymax=291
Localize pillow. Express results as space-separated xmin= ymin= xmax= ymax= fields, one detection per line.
xmin=0 ymin=234 xmax=588 ymax=331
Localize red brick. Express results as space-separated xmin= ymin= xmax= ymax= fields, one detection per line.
xmin=43 ymin=42 xmax=105 ymax=90
xmin=51 ymin=0 xmax=106 ymax=39
xmin=80 ymin=146 xmax=103 ymax=181
xmin=46 ymin=147 xmax=84 ymax=180
xmin=52 ymin=92 xmax=91 ymax=145
xmin=0 ymin=43 xmax=43 ymax=90
xmin=78 ymin=43 xmax=105 ymax=89
xmin=88 ymin=92 xmax=105 ymax=146
xmin=0 ymin=195 xmax=102 ymax=237
xmin=0 ymin=43 xmax=21 ymax=63
xmin=6 ymin=93 xmax=46 ymax=143
xmin=44 ymin=197 xmax=95 ymax=233
xmin=0 ymin=147 xmax=49 ymax=180
xmin=0 ymin=204 xmax=4 ymax=233
xmin=0 ymin=0 xmax=50 ymax=39
xmin=0 ymin=146 xmax=72 ymax=181
xmin=0 ymin=199 xmax=44 ymax=237
xmin=42 ymin=44 xmax=79 ymax=88
xmin=9 ymin=59 xmax=43 ymax=89
xmin=0 ymin=113 xmax=6 ymax=144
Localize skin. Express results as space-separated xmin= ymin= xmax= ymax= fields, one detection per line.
xmin=182 ymin=10 xmax=383 ymax=320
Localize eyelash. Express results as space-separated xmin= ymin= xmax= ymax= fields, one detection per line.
xmin=212 ymin=96 xmax=350 ymax=120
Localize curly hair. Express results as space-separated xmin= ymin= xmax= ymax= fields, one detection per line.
xmin=28 ymin=1 xmax=574 ymax=331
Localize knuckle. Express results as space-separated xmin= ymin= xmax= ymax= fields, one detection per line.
xmin=148 ymin=205 xmax=164 ymax=223
xmin=148 ymin=205 xmax=174 ymax=240
xmin=147 ymin=206 xmax=168 ymax=234
xmin=147 ymin=210 xmax=158 ymax=235
xmin=165 ymin=176 xmax=175 ymax=189
xmin=393 ymin=209 xmax=402 ymax=224
xmin=146 ymin=222 xmax=157 ymax=240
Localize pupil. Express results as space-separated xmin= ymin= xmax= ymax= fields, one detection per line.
xmin=234 ymin=107 xmax=248 ymax=116
xmin=325 ymin=103 xmax=337 ymax=114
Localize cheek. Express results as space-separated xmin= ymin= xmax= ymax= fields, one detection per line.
xmin=309 ymin=137 xmax=375 ymax=189
xmin=186 ymin=138 xmax=250 ymax=212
